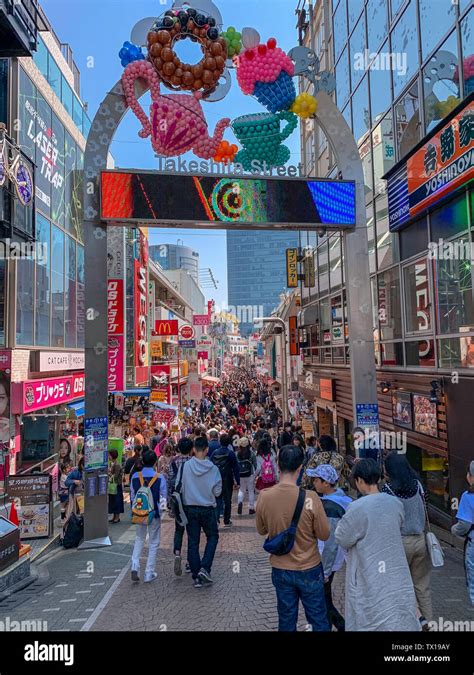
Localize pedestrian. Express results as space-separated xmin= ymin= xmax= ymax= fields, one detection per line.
xmin=278 ymin=422 xmax=293 ymax=449
xmin=301 ymin=435 xmax=346 ymax=490
xmin=168 ymin=437 xmax=194 ymax=576
xmin=236 ymin=436 xmax=257 ymax=516
xmin=306 ymin=464 xmax=352 ymax=631
xmin=58 ymin=460 xmax=73 ymax=521
xmin=306 ymin=436 xmax=318 ymax=460
xmin=130 ymin=449 xmax=167 ymax=583
xmin=150 ymin=427 xmax=162 ymax=453
xmin=133 ymin=425 xmax=145 ymax=447
xmin=255 ymin=438 xmax=278 ymax=491
xmin=158 ymin=442 xmax=175 ymax=483
xmin=382 ymin=451 xmax=433 ymax=629
xmin=451 ymin=460 xmax=474 ymax=605
xmin=207 ymin=429 xmax=220 ymax=457
xmin=124 ymin=445 xmax=143 ymax=486
xmin=182 ymin=436 xmax=222 ymax=588
xmin=211 ymin=432 xmax=240 ymax=527
xmin=335 ymin=459 xmax=420 ymax=631
xmin=108 ymin=449 xmax=124 ymax=524
xmin=256 ymin=445 xmax=331 ymax=631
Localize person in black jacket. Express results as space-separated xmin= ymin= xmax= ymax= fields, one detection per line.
xmin=211 ymin=433 xmax=240 ymax=526
xmin=278 ymin=422 xmax=293 ymax=448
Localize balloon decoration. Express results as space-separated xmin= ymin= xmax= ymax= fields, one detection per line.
xmin=231 ymin=111 xmax=297 ymax=171
xmin=290 ymin=92 xmax=318 ymax=119
xmin=213 ymin=139 xmax=239 ymax=164
xmin=221 ymin=26 xmax=242 ymax=58
xmin=118 ymin=41 xmax=145 ymax=67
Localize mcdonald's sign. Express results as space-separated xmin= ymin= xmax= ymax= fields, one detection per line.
xmin=155 ymin=320 xmax=178 ymax=336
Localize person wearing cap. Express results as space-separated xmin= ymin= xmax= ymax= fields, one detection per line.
xmin=236 ymin=436 xmax=257 ymax=515
xmin=451 ymin=460 xmax=474 ymax=605
xmin=306 ymin=464 xmax=352 ymax=631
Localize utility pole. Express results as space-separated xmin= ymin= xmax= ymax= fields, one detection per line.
xmin=262 ymin=318 xmax=289 ymax=424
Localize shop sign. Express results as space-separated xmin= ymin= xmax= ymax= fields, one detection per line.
xmin=151 ymin=340 xmax=163 ymax=358
xmin=197 ymin=335 xmax=212 ymax=348
xmin=299 ymin=374 xmax=334 ymax=401
xmin=7 ymin=474 xmax=52 ymax=539
xmin=135 ymin=233 xmax=149 ymax=369
xmin=0 ymin=517 xmax=20 ymax=572
xmin=151 ymin=365 xmax=169 ymax=385
xmin=193 ymin=314 xmax=210 ymax=326
xmin=84 ymin=416 xmax=108 ymax=471
xmin=289 ymin=316 xmax=299 ymax=356
xmin=286 ymin=248 xmax=298 ymax=288
xmin=0 ymin=350 xmax=11 ymax=488
xmin=378 ymin=278 xmax=389 ymax=327
xmin=108 ymin=335 xmax=125 ymax=392
xmin=17 ymin=372 xmax=84 ymax=413
xmin=155 ymin=320 xmax=179 ymax=336
xmin=197 ymin=351 xmax=208 ymax=360
xmin=356 ymin=404 xmax=380 ymax=431
xmin=179 ymin=339 xmax=196 ymax=348
xmin=387 ymin=99 xmax=474 ymax=230
xmin=37 ymin=351 xmax=85 ymax=372
xmin=150 ymin=388 xmax=168 ymax=403
xmin=108 ymin=279 xmax=124 ymax=334
xmin=179 ymin=325 xmax=195 ymax=340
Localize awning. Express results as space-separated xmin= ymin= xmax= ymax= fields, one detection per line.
xmin=119 ymin=389 xmax=151 ymax=396
xmin=67 ymin=400 xmax=85 ymax=417
xmin=202 ymin=375 xmax=220 ymax=384
xmin=149 ymin=401 xmax=178 ymax=411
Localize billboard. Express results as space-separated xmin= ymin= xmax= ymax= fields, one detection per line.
xmin=100 ymin=172 xmax=356 ymax=229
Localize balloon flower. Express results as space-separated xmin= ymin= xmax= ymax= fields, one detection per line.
xmin=119 ymin=41 xmax=145 ymax=67
xmin=290 ymin=92 xmax=317 ymax=119
xmin=221 ymin=26 xmax=242 ymax=58
xmin=213 ymin=140 xmax=239 ymax=164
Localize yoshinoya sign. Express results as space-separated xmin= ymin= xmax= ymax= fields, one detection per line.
xmin=386 ymin=96 xmax=474 ymax=231
xmin=36 ymin=351 xmax=85 ymax=373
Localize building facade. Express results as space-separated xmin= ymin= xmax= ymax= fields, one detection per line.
xmin=227 ymin=230 xmax=299 ymax=336
xmin=296 ymin=0 xmax=474 ymax=530
xmin=149 ymin=243 xmax=200 ymax=283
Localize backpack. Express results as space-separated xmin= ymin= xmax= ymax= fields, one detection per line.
xmin=212 ymin=448 xmax=231 ymax=479
xmin=260 ymin=454 xmax=276 ymax=485
xmin=132 ymin=472 xmax=160 ymax=525
xmin=237 ymin=451 xmax=253 ymax=478
xmin=62 ymin=513 xmax=84 ymax=549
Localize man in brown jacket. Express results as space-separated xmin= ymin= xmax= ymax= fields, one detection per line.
xmin=256 ymin=444 xmax=331 ymax=631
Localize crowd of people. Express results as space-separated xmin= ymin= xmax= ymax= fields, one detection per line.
xmin=63 ymin=365 xmax=474 ymax=631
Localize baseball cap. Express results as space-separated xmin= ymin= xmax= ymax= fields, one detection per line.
xmin=306 ymin=464 xmax=339 ymax=484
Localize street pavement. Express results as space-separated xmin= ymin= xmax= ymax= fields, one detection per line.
xmin=0 ymin=494 xmax=472 ymax=632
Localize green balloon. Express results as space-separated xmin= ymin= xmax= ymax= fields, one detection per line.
xmin=234 ymin=32 xmax=241 ymax=40
xmin=227 ymin=26 xmax=236 ymax=34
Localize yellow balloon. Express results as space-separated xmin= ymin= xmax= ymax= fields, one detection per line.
xmin=290 ymin=92 xmax=318 ymax=119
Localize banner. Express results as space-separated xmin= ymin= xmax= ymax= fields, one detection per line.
xmin=134 ymin=232 xmax=149 ymax=381
xmin=107 ymin=279 xmax=124 ymax=334
xmin=150 ymin=388 xmax=168 ymax=403
xmin=286 ymin=248 xmax=298 ymax=288
xmin=288 ymin=316 xmax=299 ymax=356
xmin=108 ymin=335 xmax=125 ymax=392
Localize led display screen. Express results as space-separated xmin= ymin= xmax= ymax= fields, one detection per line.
xmin=100 ymin=171 xmax=356 ymax=229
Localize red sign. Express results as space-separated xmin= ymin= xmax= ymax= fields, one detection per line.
xmin=108 ymin=335 xmax=125 ymax=392
xmin=15 ymin=372 xmax=85 ymax=413
xmin=289 ymin=316 xmax=300 ymax=356
xmin=207 ymin=300 xmax=213 ymax=318
xmin=193 ymin=314 xmax=210 ymax=326
xmin=198 ymin=351 xmax=208 ymax=360
xmin=155 ymin=320 xmax=179 ymax=336
xmin=107 ymin=279 xmax=124 ymax=334
xmin=134 ymin=233 xmax=149 ymax=373
xmin=179 ymin=325 xmax=194 ymax=340
xmin=135 ymin=366 xmax=149 ymax=387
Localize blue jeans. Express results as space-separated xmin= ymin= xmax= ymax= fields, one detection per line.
xmin=466 ymin=539 xmax=474 ymax=605
xmin=185 ymin=506 xmax=219 ymax=580
xmin=271 ymin=564 xmax=330 ymax=631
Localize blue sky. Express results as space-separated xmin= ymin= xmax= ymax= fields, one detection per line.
xmin=41 ymin=0 xmax=302 ymax=306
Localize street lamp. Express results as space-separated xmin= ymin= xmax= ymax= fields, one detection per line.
xmin=262 ymin=317 xmax=289 ymax=424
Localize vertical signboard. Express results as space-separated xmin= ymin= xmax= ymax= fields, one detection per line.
xmin=288 ymin=316 xmax=300 ymax=356
xmin=286 ymin=248 xmax=298 ymax=288
xmin=134 ymin=232 xmax=149 ymax=386
xmin=0 ymin=350 xmax=11 ymax=489
xmin=108 ymin=279 xmax=125 ymax=391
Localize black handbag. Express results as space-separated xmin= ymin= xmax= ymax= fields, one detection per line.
xmin=263 ymin=488 xmax=305 ymax=556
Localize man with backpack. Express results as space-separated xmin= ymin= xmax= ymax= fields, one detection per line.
xmin=211 ymin=433 xmax=240 ymax=527
xmin=130 ymin=450 xmax=167 ymax=583
xmin=256 ymin=445 xmax=330 ymax=631
xmin=182 ymin=436 xmax=222 ymax=588
xmin=236 ymin=437 xmax=257 ymax=516
xmin=168 ymin=437 xmax=193 ymax=576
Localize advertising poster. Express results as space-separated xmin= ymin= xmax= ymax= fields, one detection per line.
xmin=0 ymin=350 xmax=11 ymax=488
xmin=413 ymin=395 xmax=438 ymax=438
xmin=84 ymin=417 xmax=109 ymax=471
xmin=392 ymin=391 xmax=413 ymax=429
xmin=7 ymin=474 xmax=52 ymax=539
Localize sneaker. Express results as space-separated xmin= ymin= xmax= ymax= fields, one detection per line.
xmin=174 ymin=554 xmax=182 ymax=576
xmin=198 ymin=568 xmax=213 ymax=584
xmin=131 ymin=570 xmax=140 ymax=583
xmin=249 ymin=509 xmax=256 ymax=515
xmin=237 ymin=502 xmax=243 ymax=515
xmin=144 ymin=572 xmax=158 ymax=583
xmin=193 ymin=578 xmax=203 ymax=588
xmin=224 ymin=521 xmax=233 ymax=527
xmin=185 ymin=562 xmax=192 ymax=574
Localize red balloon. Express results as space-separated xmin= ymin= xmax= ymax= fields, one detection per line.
xmin=258 ymin=44 xmax=267 ymax=56
xmin=267 ymin=37 xmax=277 ymax=49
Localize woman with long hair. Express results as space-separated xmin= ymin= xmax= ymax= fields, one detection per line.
xmin=382 ymin=451 xmax=432 ymax=630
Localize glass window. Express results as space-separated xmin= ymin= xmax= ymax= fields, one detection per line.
xmin=82 ymin=111 xmax=91 ymax=139
xmin=439 ymin=336 xmax=474 ymax=369
xmin=35 ymin=214 xmax=50 ymax=346
xmin=350 ymin=15 xmax=367 ymax=89
xmin=320 ymin=297 xmax=331 ymax=344
xmin=72 ymin=95 xmax=83 ymax=132
xmin=33 ymin=35 xmax=48 ymax=80
xmin=419 ymin=0 xmax=457 ymax=61
xmin=400 ymin=216 xmax=428 ymax=260
xmin=430 ymin=193 xmax=469 ymax=241
xmin=373 ymin=114 xmax=395 ymax=196
xmin=359 ymin=133 xmax=374 ymax=203
xmin=390 ymin=0 xmax=406 ymax=21
xmin=77 ymin=244 xmax=84 ymax=348
xmin=16 ymin=259 xmax=34 ymax=345
xmin=367 ymin=0 xmax=388 ymax=54
xmin=65 ymin=237 xmax=77 ymax=348
xmin=381 ymin=342 xmax=404 ymax=366
xmin=331 ymin=294 xmax=344 ymax=344
xmin=0 ymin=260 xmax=5 ymax=345
xmin=435 ymin=236 xmax=474 ymax=334
xmin=461 ymin=9 xmax=474 ymax=97
xmin=0 ymin=59 xmax=8 ymax=128
xmin=376 ymin=194 xmax=396 ymax=269
xmin=61 ymin=75 xmax=73 ymax=118
xmin=367 ymin=203 xmax=376 ymax=273
xmin=51 ymin=226 xmax=65 ymax=347
xmin=18 ymin=68 xmax=36 ymax=161
xmin=405 ymin=339 xmax=436 ymax=367
xmin=51 ymin=113 xmax=65 ymax=228
xmin=35 ymin=92 xmax=52 ymax=217
xmin=64 ymin=132 xmax=77 ymax=236
xmin=348 ymin=0 xmax=365 ymax=31
xmin=329 ymin=236 xmax=342 ymax=291
xmin=391 ymin=1 xmax=419 ymax=98
xmin=333 ymin=0 xmax=348 ymax=62
xmin=47 ymin=56 xmax=61 ymax=100
xmin=352 ymin=76 xmax=370 ymax=143
xmin=342 ymin=100 xmax=352 ymax=130
xmin=423 ymin=32 xmax=460 ymax=133
xmin=75 ymin=147 xmax=84 ymax=243
xmin=378 ymin=267 xmax=403 ymax=340
xmin=369 ymin=46 xmax=392 ymax=124
xmin=395 ymin=80 xmax=421 ymax=160
xmin=336 ymin=47 xmax=351 ymax=108
xmin=318 ymin=241 xmax=329 ymax=296
xmin=403 ymin=258 xmax=432 ymax=333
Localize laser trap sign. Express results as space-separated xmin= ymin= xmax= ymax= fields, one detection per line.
xmin=100 ymin=171 xmax=356 ymax=230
